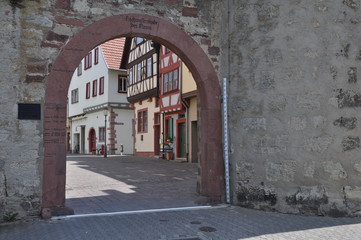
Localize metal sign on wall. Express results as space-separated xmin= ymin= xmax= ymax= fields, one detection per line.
xmin=18 ymin=103 xmax=41 ymax=120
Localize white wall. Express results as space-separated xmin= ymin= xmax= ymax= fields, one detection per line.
xmin=112 ymin=108 xmax=134 ymax=155
xmin=108 ymin=69 xmax=128 ymax=103
xmin=68 ymin=46 xmax=127 ymax=117
xmin=134 ymin=98 xmax=159 ymax=153
xmin=70 ymin=108 xmax=134 ymax=155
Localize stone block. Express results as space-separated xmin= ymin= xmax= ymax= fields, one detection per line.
xmin=46 ymin=31 xmax=69 ymax=43
xmin=313 ymin=116 xmax=326 ymax=128
xmin=348 ymin=67 xmax=357 ymax=83
xmin=354 ymin=162 xmax=361 ymax=174
xmin=297 ymin=94 xmax=321 ymax=110
xmin=237 ymin=184 xmax=277 ymax=208
xmin=242 ymin=118 xmax=266 ymax=131
xmin=333 ymin=117 xmax=357 ymax=130
xmin=268 ymin=95 xmax=287 ymax=112
xmin=324 ymin=162 xmax=347 ymax=180
xmin=257 ymin=71 xmax=275 ymax=90
xmin=236 ymin=162 xmax=254 ymax=181
xmin=342 ymin=0 xmax=358 ymax=9
xmin=304 ymin=136 xmax=332 ymax=153
xmin=342 ymin=136 xmax=360 ymax=151
xmin=289 ymin=117 xmax=307 ymax=131
xmin=182 ymin=7 xmax=198 ymax=17
xmin=55 ymin=0 xmax=71 ymax=10
xmin=264 ymin=49 xmax=283 ymax=66
xmin=303 ymin=161 xmax=315 ymax=178
xmin=252 ymin=135 xmax=288 ymax=154
xmin=25 ymin=75 xmax=45 ymax=83
xmin=336 ymin=89 xmax=361 ymax=108
xmin=286 ymin=186 xmax=328 ymax=206
xmin=344 ymin=186 xmax=361 ymax=212
xmin=266 ymin=160 xmax=295 ymax=182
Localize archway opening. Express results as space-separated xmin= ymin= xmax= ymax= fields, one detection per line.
xmin=43 ymin=14 xmax=224 ymax=218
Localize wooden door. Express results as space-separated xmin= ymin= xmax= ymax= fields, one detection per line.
xmin=178 ymin=122 xmax=186 ymax=158
xmin=88 ymin=128 xmax=96 ymax=153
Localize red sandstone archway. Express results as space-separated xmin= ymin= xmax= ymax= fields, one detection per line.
xmin=43 ymin=14 xmax=224 ymax=217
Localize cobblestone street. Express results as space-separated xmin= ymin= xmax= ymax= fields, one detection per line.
xmin=66 ymin=155 xmax=200 ymax=214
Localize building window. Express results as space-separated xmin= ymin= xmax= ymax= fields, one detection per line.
xmin=118 ymin=76 xmax=127 ymax=93
xmin=163 ymin=73 xmax=169 ymax=93
xmin=86 ymin=82 xmax=91 ymax=99
xmin=172 ymin=69 xmax=179 ymax=90
xmin=84 ymin=51 xmax=92 ymax=70
xmin=92 ymin=80 xmax=97 ymax=97
xmin=147 ymin=57 xmax=153 ymax=77
xmin=99 ymin=77 xmax=104 ymax=95
xmin=137 ymin=63 xmax=142 ymax=81
xmin=142 ymin=60 xmax=147 ymax=80
xmin=77 ymin=62 xmax=82 ymax=76
xmin=94 ymin=47 xmax=99 ymax=65
xmin=71 ymin=88 xmax=79 ymax=103
xmin=163 ymin=69 xmax=179 ymax=93
xmin=128 ymin=69 xmax=133 ymax=85
xmin=99 ymin=127 xmax=105 ymax=142
xmin=135 ymin=37 xmax=144 ymax=45
xmin=137 ymin=109 xmax=148 ymax=133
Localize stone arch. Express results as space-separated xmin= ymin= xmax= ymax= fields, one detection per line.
xmin=43 ymin=14 xmax=224 ymax=217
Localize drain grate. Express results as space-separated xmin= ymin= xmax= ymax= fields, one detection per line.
xmin=159 ymin=235 xmax=208 ymax=240
xmin=199 ymin=226 xmax=217 ymax=232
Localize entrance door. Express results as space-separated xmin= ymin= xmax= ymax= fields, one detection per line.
xmin=88 ymin=128 xmax=96 ymax=153
xmin=178 ymin=122 xmax=186 ymax=158
xmin=154 ymin=113 xmax=160 ymax=155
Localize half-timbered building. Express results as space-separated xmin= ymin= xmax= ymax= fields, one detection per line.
xmin=159 ymin=46 xmax=198 ymax=161
xmin=125 ymin=37 xmax=161 ymax=156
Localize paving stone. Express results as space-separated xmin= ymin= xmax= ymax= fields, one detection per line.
xmin=2 ymin=207 xmax=361 ymax=240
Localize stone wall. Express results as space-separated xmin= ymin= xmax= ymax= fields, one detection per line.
xmin=228 ymin=0 xmax=361 ymax=217
xmin=2 ymin=0 xmax=361 ymax=221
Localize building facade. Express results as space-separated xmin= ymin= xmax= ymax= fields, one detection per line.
xmin=158 ymin=46 xmax=198 ymax=161
xmin=125 ymin=37 xmax=160 ymax=157
xmin=67 ymin=38 xmax=134 ymax=155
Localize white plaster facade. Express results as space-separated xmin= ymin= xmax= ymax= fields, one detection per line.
xmin=68 ymin=40 xmax=134 ymax=155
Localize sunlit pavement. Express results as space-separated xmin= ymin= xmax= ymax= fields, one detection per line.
xmin=2 ymin=206 xmax=361 ymax=240
xmin=65 ymin=155 xmax=200 ymax=214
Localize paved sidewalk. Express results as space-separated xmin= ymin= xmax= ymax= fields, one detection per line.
xmin=66 ymin=155 xmax=200 ymax=214
xmin=2 ymin=206 xmax=361 ymax=240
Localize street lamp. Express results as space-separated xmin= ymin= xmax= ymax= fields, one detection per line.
xmin=103 ymin=109 xmax=108 ymax=158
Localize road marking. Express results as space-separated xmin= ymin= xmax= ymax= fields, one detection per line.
xmin=51 ymin=205 xmax=229 ymax=220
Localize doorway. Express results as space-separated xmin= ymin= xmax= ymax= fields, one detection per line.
xmin=88 ymin=129 xmax=96 ymax=154
xmin=43 ymin=14 xmax=224 ymax=217
xmin=177 ymin=120 xmax=186 ymax=158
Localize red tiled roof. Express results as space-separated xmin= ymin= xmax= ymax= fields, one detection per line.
xmin=101 ymin=38 xmax=126 ymax=70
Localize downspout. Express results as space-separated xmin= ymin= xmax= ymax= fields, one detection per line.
xmin=222 ymin=0 xmax=231 ymax=204
xmin=179 ymin=63 xmax=189 ymax=161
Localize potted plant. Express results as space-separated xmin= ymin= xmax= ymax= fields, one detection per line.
xmin=164 ymin=137 xmax=173 ymax=160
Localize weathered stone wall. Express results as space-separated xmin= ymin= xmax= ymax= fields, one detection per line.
xmin=0 ymin=0 xmax=223 ymax=220
xmin=228 ymin=0 xmax=361 ymax=217
xmin=3 ymin=0 xmax=361 ymax=220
